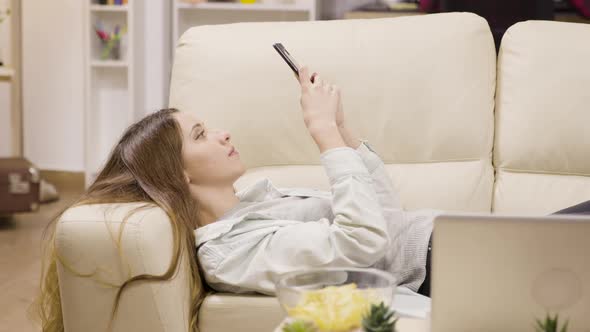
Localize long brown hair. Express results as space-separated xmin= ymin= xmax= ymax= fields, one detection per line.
xmin=32 ymin=108 xmax=207 ymax=331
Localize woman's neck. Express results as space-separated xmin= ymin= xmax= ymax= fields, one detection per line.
xmin=189 ymin=183 xmax=240 ymax=227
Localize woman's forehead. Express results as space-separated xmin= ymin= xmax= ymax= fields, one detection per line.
xmin=174 ymin=112 xmax=203 ymax=128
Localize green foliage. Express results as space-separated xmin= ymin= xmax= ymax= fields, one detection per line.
xmin=535 ymin=313 xmax=569 ymax=332
xmin=362 ymin=302 xmax=398 ymax=332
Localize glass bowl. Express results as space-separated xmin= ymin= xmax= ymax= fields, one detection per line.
xmin=275 ymin=268 xmax=397 ymax=331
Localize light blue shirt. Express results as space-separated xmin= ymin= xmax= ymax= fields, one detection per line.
xmin=195 ymin=142 xmax=440 ymax=295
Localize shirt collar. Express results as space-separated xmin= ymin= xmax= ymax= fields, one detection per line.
xmin=195 ymin=178 xmax=282 ymax=247
xmin=235 ymin=178 xmax=285 ymax=202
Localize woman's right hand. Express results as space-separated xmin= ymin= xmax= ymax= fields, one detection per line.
xmin=298 ymin=66 xmax=346 ymax=153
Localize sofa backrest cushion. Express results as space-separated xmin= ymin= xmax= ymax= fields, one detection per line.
xmin=169 ymin=13 xmax=497 ymax=212
xmin=494 ymin=21 xmax=590 ymax=214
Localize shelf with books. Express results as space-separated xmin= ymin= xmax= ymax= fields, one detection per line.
xmin=92 ymin=0 xmax=128 ymax=5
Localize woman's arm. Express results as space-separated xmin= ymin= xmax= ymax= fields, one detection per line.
xmin=297 ymin=67 xmax=346 ymax=153
xmin=338 ymin=122 xmax=362 ymax=150
xmin=300 ymin=67 xmax=402 ymax=226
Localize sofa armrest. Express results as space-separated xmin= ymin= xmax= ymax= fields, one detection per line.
xmin=55 ymin=203 xmax=191 ymax=332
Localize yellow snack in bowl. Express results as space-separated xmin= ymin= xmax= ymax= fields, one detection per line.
xmin=287 ymin=283 xmax=378 ymax=332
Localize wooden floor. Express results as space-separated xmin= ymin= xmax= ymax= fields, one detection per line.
xmin=0 ymin=174 xmax=83 ymax=332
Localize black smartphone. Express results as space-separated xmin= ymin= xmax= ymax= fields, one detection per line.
xmin=273 ymin=43 xmax=301 ymax=79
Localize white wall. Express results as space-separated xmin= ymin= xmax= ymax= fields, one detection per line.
xmin=0 ymin=0 xmax=12 ymax=157
xmin=143 ymin=0 xmax=171 ymax=114
xmin=22 ymin=0 xmax=85 ymax=171
xmin=21 ymin=0 xmax=170 ymax=171
xmin=0 ymin=81 xmax=10 ymax=156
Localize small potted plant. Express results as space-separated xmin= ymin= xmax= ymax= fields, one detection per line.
xmin=361 ymin=302 xmax=399 ymax=332
xmin=536 ymin=313 xmax=569 ymax=332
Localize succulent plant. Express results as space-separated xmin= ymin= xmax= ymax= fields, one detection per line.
xmin=362 ymin=302 xmax=398 ymax=332
xmin=535 ymin=314 xmax=569 ymax=332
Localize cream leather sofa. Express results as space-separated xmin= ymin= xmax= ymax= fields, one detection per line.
xmin=56 ymin=13 xmax=590 ymax=332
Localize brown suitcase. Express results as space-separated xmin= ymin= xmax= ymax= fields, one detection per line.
xmin=0 ymin=158 xmax=41 ymax=214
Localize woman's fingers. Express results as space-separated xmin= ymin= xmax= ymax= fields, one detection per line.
xmin=299 ymin=66 xmax=328 ymax=87
xmin=313 ymin=74 xmax=322 ymax=86
xmin=299 ymin=67 xmax=339 ymax=95
xmin=298 ymin=66 xmax=312 ymax=88
xmin=310 ymin=72 xmax=318 ymax=84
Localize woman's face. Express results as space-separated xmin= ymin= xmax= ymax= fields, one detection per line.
xmin=174 ymin=112 xmax=246 ymax=186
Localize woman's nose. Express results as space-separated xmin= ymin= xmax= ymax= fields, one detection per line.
xmin=216 ymin=130 xmax=230 ymax=142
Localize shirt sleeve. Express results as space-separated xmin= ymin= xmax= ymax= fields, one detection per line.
xmin=198 ymin=147 xmax=390 ymax=295
xmin=355 ymin=140 xmax=403 ymax=214
xmin=354 ymin=141 xmax=436 ymax=291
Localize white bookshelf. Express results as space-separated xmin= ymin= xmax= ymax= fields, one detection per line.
xmin=84 ymin=0 xmax=144 ymax=186
xmin=90 ymin=60 xmax=129 ymax=68
xmin=173 ymin=0 xmax=318 ymax=47
xmin=90 ymin=4 xmax=129 ymax=12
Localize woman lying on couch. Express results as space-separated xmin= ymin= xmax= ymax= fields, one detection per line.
xmin=34 ymin=67 xmax=587 ymax=332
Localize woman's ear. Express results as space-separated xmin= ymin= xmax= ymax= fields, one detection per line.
xmin=183 ymin=171 xmax=191 ymax=184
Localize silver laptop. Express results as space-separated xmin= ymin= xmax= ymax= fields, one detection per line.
xmin=431 ymin=214 xmax=590 ymax=332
